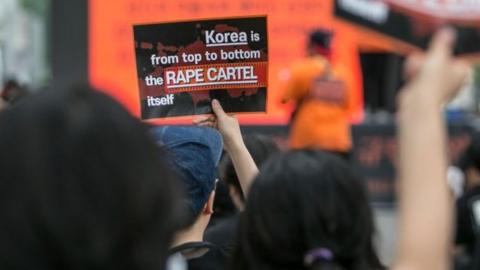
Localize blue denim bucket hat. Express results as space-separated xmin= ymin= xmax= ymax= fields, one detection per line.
xmin=151 ymin=125 xmax=223 ymax=217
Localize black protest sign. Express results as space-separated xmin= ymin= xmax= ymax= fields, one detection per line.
xmin=133 ymin=16 xmax=268 ymax=119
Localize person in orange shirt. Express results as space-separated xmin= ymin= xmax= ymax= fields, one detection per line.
xmin=281 ymin=30 xmax=355 ymax=158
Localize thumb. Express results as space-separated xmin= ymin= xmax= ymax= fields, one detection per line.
xmin=211 ymin=99 xmax=227 ymax=119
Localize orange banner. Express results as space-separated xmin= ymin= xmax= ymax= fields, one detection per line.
xmin=89 ymin=0 xmax=365 ymax=125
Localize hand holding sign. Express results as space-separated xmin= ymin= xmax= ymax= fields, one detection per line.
xmin=194 ymin=99 xmax=258 ymax=196
xmin=194 ymin=99 xmax=242 ymax=152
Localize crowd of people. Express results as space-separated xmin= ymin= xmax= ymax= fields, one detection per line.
xmin=0 ymin=28 xmax=476 ymax=270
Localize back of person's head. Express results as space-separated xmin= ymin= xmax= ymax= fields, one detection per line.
xmin=0 ymin=85 xmax=181 ymax=270
xmin=220 ymin=134 xmax=280 ymax=204
xmin=151 ymin=126 xmax=223 ymax=227
xmin=458 ymin=133 xmax=480 ymax=189
xmin=459 ymin=133 xmax=480 ymax=171
xmin=232 ymin=150 xmax=384 ymax=270
xmin=1 ymin=78 xmax=29 ymax=104
xmin=307 ymin=29 xmax=333 ymax=57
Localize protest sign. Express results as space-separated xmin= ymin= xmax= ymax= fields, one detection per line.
xmin=133 ymin=16 xmax=268 ymax=119
xmin=334 ymin=0 xmax=480 ymax=56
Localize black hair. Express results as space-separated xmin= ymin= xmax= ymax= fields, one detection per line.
xmin=210 ymin=134 xmax=280 ymax=225
xmin=458 ymin=132 xmax=480 ymax=172
xmin=232 ymin=150 xmax=384 ymax=270
xmin=308 ymin=30 xmax=333 ymax=49
xmin=210 ymin=179 xmax=237 ymax=225
xmin=0 ymin=85 xmax=182 ymax=270
xmin=220 ymin=134 xmax=280 ymax=202
xmin=2 ymin=78 xmax=29 ymax=104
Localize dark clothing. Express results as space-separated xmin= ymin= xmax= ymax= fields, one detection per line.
xmin=208 ymin=182 xmax=237 ymax=228
xmin=326 ymin=150 xmax=351 ymax=162
xmin=205 ymin=214 xmax=240 ymax=252
xmin=456 ymin=186 xmax=480 ymax=253
xmin=170 ymin=241 xmax=228 ymax=270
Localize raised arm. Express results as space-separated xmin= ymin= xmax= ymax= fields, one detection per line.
xmin=393 ymin=29 xmax=469 ymax=270
xmin=194 ymin=99 xmax=259 ymax=197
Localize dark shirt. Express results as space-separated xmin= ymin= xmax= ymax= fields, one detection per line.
xmin=456 ymin=185 xmax=480 ymax=255
xmin=205 ymin=214 xmax=240 ymax=252
xmin=170 ymin=241 xmax=228 ymax=270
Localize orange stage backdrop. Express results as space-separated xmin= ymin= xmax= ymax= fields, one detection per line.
xmin=89 ymin=0 xmax=366 ymax=125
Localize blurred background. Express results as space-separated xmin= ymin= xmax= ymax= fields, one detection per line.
xmin=1 ymin=0 xmax=480 ymax=265
xmin=0 ymin=0 xmax=49 ymax=88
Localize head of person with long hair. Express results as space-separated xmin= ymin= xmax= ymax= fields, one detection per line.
xmin=0 ymin=85 xmax=182 ymax=270
xmin=232 ymin=150 xmax=384 ymax=270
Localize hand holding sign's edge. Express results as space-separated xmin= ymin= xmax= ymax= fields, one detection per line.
xmin=193 ymin=99 xmax=258 ymax=197
xmin=194 ymin=100 xmax=242 ymax=151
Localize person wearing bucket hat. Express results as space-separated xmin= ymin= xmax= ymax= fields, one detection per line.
xmin=151 ymin=126 xmax=227 ymax=269
xmin=152 ymin=99 xmax=260 ymax=270
xmin=151 ymin=125 xmax=227 ymax=270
